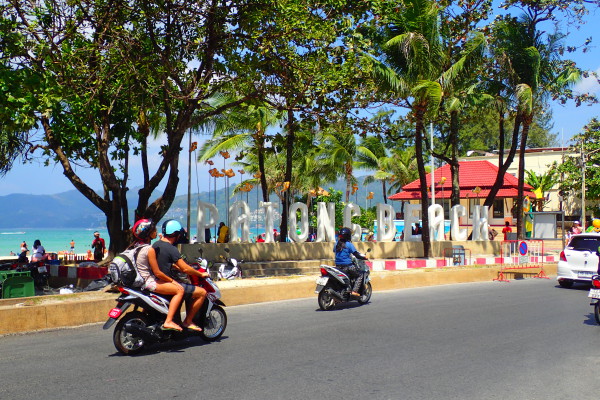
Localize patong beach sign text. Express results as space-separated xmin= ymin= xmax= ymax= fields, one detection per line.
xmin=197 ymin=201 xmax=492 ymax=243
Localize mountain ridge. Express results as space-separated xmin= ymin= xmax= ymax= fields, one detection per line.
xmin=0 ymin=179 xmax=385 ymax=228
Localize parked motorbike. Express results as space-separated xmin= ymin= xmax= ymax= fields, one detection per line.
xmin=315 ymin=249 xmax=372 ymax=310
xmin=103 ymin=264 xmax=227 ymax=355
xmin=22 ymin=261 xmax=51 ymax=290
xmin=214 ymin=248 xmax=243 ymax=280
xmin=184 ymin=248 xmax=216 ymax=281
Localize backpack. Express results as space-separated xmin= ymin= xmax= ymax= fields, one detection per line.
xmin=108 ymin=245 xmax=148 ymax=287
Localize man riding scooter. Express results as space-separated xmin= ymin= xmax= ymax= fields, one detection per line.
xmin=334 ymin=227 xmax=368 ymax=297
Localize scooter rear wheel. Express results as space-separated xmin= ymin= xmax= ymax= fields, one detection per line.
xmin=595 ymin=303 xmax=600 ymax=325
xmin=113 ymin=311 xmax=149 ymax=355
xmin=199 ymin=305 xmax=227 ymax=342
xmin=318 ymin=288 xmax=336 ymax=311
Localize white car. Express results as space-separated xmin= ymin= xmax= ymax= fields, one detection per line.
xmin=557 ymin=233 xmax=600 ymax=288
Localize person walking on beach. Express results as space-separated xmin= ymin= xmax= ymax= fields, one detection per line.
xmin=70 ymin=240 xmax=75 ymax=254
xmin=91 ymin=232 xmax=106 ymax=262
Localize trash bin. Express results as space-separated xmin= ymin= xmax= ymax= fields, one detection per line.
xmin=0 ymin=272 xmax=35 ymax=299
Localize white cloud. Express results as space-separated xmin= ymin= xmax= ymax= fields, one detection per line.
xmin=573 ymin=67 xmax=600 ymax=95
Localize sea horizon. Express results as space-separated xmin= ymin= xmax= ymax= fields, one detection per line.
xmin=0 ymin=225 xmax=270 ymax=258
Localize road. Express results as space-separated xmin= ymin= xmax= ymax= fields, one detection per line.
xmin=0 ymin=278 xmax=598 ymax=400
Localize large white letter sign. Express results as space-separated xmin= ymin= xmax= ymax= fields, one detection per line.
xmin=288 ymin=202 xmax=309 ymax=243
xmin=376 ymin=203 xmax=395 ymax=242
xmin=229 ymin=201 xmax=250 ymax=243
xmin=403 ymin=203 xmax=421 ymax=242
xmin=450 ymin=205 xmax=468 ymax=241
xmin=343 ymin=203 xmax=362 ymax=241
xmin=197 ymin=201 xmax=219 ymax=243
xmin=316 ymin=202 xmax=336 ymax=242
xmin=260 ymin=202 xmax=275 ymax=242
xmin=428 ymin=204 xmax=444 ymax=241
xmin=471 ymin=205 xmax=489 ymax=241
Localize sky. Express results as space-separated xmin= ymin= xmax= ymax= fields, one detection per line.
xmin=1 ymin=3 xmax=599 ymax=197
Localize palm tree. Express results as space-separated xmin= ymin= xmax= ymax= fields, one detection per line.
xmin=525 ymin=168 xmax=558 ymax=210
xmin=356 ymin=137 xmax=390 ymax=203
xmin=370 ymin=0 xmax=484 ymax=255
xmin=317 ymin=124 xmax=370 ymax=203
xmin=196 ymin=103 xmax=282 ymax=203
xmin=492 ymin=13 xmax=579 ymax=237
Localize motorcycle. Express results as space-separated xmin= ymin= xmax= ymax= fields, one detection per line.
xmin=589 ymin=275 xmax=600 ymax=324
xmin=315 ymin=249 xmax=372 ymax=311
xmin=214 ymin=248 xmax=243 ymax=280
xmin=103 ymin=263 xmax=227 ymax=355
xmin=588 ymin=245 xmax=600 ymax=324
xmin=22 ymin=261 xmax=51 ymax=290
xmin=185 ymin=248 xmax=217 ymax=281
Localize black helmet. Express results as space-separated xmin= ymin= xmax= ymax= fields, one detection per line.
xmin=338 ymin=227 xmax=352 ymax=241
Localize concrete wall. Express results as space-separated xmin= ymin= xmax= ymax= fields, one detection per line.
xmin=180 ymin=240 xmax=501 ymax=263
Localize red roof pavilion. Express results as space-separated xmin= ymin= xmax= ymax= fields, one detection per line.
xmin=388 ymin=160 xmax=534 ymax=200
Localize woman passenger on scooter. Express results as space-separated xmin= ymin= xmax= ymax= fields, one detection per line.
xmin=131 ymin=219 xmax=186 ymax=332
xmin=149 ymin=220 xmax=209 ymax=332
xmin=334 ymin=227 xmax=368 ymax=297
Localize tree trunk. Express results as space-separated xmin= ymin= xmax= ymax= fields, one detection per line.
xmin=414 ymin=106 xmax=430 ymax=258
xmin=449 ymin=110 xmax=460 ymax=207
xmin=482 ymin=113 xmax=522 ymax=209
xmin=382 ymin=180 xmax=388 ymax=204
xmin=516 ymin=114 xmax=532 ymax=239
xmin=280 ymin=108 xmax=295 ymax=242
xmin=257 ymin=134 xmax=269 ymax=202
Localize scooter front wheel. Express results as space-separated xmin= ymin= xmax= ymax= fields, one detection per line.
xmin=318 ymin=288 xmax=336 ymax=311
xmin=357 ymin=282 xmax=372 ymax=305
xmin=200 ymin=305 xmax=227 ymax=342
xmin=113 ymin=311 xmax=149 ymax=355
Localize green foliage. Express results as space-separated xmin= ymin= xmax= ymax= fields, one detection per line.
xmin=558 ymin=118 xmax=600 ymax=203
xmin=525 ymin=167 xmax=558 ymax=194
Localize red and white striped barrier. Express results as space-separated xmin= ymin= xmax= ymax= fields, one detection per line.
xmin=367 ymin=254 xmax=556 ymax=272
xmin=49 ymin=264 xmax=108 ymax=280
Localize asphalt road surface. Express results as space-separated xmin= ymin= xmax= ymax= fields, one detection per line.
xmin=1 ymin=278 xmax=598 ymax=400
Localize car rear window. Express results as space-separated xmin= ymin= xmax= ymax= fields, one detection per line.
xmin=567 ymin=236 xmax=600 ymax=252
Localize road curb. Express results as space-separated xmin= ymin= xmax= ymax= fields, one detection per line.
xmin=0 ymin=264 xmax=557 ymax=336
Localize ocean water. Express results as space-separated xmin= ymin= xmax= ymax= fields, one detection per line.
xmin=0 ymin=228 xmax=110 ymax=257
xmin=0 ymin=226 xmax=268 ymax=257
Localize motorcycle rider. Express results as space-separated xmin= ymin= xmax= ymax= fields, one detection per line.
xmin=334 ymin=227 xmax=368 ymax=297
xmin=132 ymin=219 xmax=185 ymax=332
xmin=148 ymin=219 xmax=209 ymax=332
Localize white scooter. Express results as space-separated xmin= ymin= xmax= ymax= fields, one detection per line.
xmin=103 ymin=262 xmax=227 ymax=355
xmin=214 ymin=248 xmax=243 ymax=280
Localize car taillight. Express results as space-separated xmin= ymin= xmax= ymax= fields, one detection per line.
xmin=592 ymin=278 xmax=600 ymax=289
xmin=560 ymin=251 xmax=567 ymax=262
xmin=320 ymin=268 xmax=328 ymax=276
xmin=118 ymin=287 xmax=129 ymax=295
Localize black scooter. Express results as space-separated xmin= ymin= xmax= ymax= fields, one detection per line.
xmin=315 ymin=249 xmax=372 ymax=310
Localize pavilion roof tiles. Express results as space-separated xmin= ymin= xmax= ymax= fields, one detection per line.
xmin=388 ymin=160 xmax=533 ymax=200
